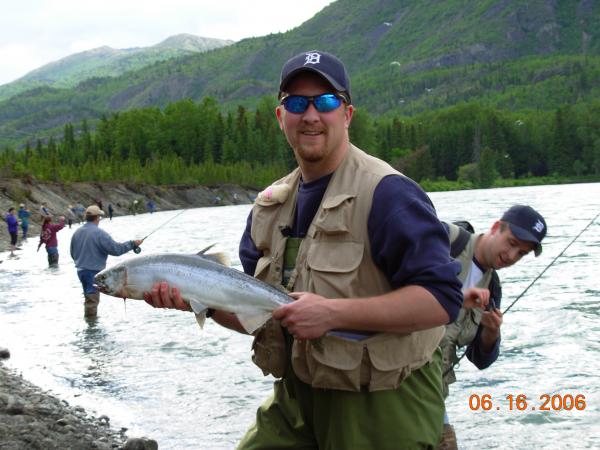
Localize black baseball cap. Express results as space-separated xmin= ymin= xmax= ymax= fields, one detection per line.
xmin=279 ymin=50 xmax=352 ymax=103
xmin=501 ymin=205 xmax=547 ymax=256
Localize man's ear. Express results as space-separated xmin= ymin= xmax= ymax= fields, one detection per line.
xmin=490 ymin=220 xmax=502 ymax=234
xmin=275 ymin=105 xmax=284 ymax=130
xmin=344 ymin=105 xmax=354 ymax=129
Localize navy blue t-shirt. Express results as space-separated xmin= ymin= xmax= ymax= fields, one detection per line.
xmin=239 ymin=173 xmax=463 ymax=322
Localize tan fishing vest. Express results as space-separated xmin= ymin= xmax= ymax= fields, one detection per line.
xmin=440 ymin=223 xmax=494 ymax=396
xmin=249 ymin=144 xmax=445 ymax=392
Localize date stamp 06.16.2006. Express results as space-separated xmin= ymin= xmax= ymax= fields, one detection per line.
xmin=468 ymin=393 xmax=587 ymax=412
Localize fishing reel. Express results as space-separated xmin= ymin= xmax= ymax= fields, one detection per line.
xmin=133 ymin=245 xmax=142 ymax=254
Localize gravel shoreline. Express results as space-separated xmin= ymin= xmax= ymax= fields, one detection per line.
xmin=0 ymin=354 xmax=160 ymax=450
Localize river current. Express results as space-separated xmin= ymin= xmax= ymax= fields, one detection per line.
xmin=1 ymin=183 xmax=599 ymax=449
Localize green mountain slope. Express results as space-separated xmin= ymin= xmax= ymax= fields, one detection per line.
xmin=1 ymin=0 xmax=599 ymax=146
xmin=0 ymin=34 xmax=233 ymax=102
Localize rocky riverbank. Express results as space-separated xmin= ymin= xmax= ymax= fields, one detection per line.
xmin=0 ymin=177 xmax=258 ymax=251
xmin=0 ymin=359 xmax=158 ymax=450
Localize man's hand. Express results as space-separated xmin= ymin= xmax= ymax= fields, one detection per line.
xmin=143 ymin=281 xmax=191 ymax=311
xmin=479 ymin=307 xmax=503 ymax=351
xmin=272 ymin=291 xmax=336 ymax=340
xmin=462 ymin=287 xmax=490 ymax=310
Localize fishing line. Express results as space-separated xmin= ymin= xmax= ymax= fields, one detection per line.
xmin=444 ymin=210 xmax=600 ymax=377
xmin=133 ymin=208 xmax=188 ymax=253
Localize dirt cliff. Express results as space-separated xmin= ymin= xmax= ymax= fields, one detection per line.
xmin=1 ymin=177 xmax=258 ymax=251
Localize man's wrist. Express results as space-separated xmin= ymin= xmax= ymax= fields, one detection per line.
xmin=480 ymin=328 xmax=500 ymax=351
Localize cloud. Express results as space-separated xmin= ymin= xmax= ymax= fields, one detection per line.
xmin=0 ymin=0 xmax=334 ymax=85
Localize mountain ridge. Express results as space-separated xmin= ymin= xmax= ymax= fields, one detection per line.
xmin=1 ymin=0 xmax=599 ymax=146
xmin=0 ymin=33 xmax=234 ymax=101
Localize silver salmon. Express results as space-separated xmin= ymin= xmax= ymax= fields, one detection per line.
xmin=94 ymin=252 xmax=291 ymax=333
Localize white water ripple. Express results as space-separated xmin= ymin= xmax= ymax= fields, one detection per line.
xmin=1 ymin=183 xmax=599 ymax=449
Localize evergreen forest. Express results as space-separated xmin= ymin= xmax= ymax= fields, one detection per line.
xmin=2 ymin=94 xmax=600 ymax=190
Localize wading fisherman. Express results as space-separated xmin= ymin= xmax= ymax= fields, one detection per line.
xmin=4 ymin=207 xmax=19 ymax=257
xmin=18 ymin=203 xmax=31 ymax=241
xmin=439 ymin=205 xmax=547 ymax=450
xmin=145 ymin=50 xmax=464 ymax=448
xmin=70 ymin=205 xmax=143 ymax=319
xmin=40 ymin=214 xmax=65 ymax=267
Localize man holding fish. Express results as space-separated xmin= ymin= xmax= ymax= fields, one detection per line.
xmin=118 ymin=51 xmax=464 ymax=448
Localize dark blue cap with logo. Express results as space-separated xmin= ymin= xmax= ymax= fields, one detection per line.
xmin=501 ymin=205 xmax=547 ymax=256
xmin=279 ymin=50 xmax=351 ymax=103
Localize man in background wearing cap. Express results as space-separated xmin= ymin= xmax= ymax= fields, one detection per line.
xmin=144 ymin=50 xmax=463 ymax=448
xmin=439 ymin=204 xmax=547 ymax=449
xmin=70 ymin=205 xmax=143 ymax=318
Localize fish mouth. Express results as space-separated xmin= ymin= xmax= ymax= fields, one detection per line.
xmin=93 ymin=282 xmax=108 ymax=293
xmin=93 ymin=273 xmax=110 ymax=294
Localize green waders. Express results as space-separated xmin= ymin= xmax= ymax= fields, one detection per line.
xmin=238 ymin=234 xmax=444 ymax=449
xmin=238 ymin=350 xmax=445 ymax=450
xmin=84 ymin=293 xmax=100 ymax=318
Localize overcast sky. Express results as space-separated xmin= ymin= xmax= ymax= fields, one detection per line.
xmin=0 ymin=0 xmax=335 ymax=86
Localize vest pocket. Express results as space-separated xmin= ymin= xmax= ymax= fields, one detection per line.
xmin=251 ymin=319 xmax=287 ymax=378
xmin=292 ymin=336 xmax=364 ymax=391
xmin=366 ymin=334 xmax=417 ymax=390
xmin=291 ymin=329 xmax=444 ymax=392
xmin=305 ymin=241 xmax=363 ymax=298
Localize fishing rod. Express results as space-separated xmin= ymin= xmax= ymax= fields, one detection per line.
xmin=133 ymin=208 xmax=188 ymax=253
xmin=444 ymin=210 xmax=600 ymax=377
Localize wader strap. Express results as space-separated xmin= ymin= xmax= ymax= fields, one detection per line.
xmin=282 ymin=236 xmax=303 ymax=398
xmin=282 ymin=237 xmax=302 ymax=288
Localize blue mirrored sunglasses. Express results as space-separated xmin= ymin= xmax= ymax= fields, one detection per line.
xmin=281 ymin=93 xmax=347 ymax=114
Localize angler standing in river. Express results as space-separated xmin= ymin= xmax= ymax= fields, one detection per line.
xmin=4 ymin=207 xmax=19 ymax=258
xmin=17 ymin=204 xmax=31 ymax=241
xmin=70 ymin=205 xmax=143 ymax=319
xmin=39 ymin=215 xmax=66 ymax=267
xmin=143 ymin=50 xmax=463 ymax=449
xmin=439 ymin=205 xmax=547 ymax=450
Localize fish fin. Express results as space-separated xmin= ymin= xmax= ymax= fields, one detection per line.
xmin=188 ymin=298 xmax=209 ymax=315
xmin=199 ymin=251 xmax=230 ymax=266
xmin=190 ymin=297 xmax=208 ymax=330
xmin=198 ymin=244 xmax=217 ymax=255
xmin=196 ymin=244 xmax=230 ymax=266
xmin=237 ymin=312 xmax=272 ymax=334
xmin=195 ymin=313 xmax=207 ymax=329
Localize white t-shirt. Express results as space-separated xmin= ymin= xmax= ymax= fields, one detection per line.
xmin=463 ymin=259 xmax=484 ymax=289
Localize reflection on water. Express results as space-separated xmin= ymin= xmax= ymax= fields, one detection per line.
xmin=71 ymin=321 xmax=113 ymax=389
xmin=1 ymin=184 xmax=600 ymax=449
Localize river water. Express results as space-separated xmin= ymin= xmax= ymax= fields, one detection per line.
xmin=1 ymin=183 xmax=599 ymax=449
